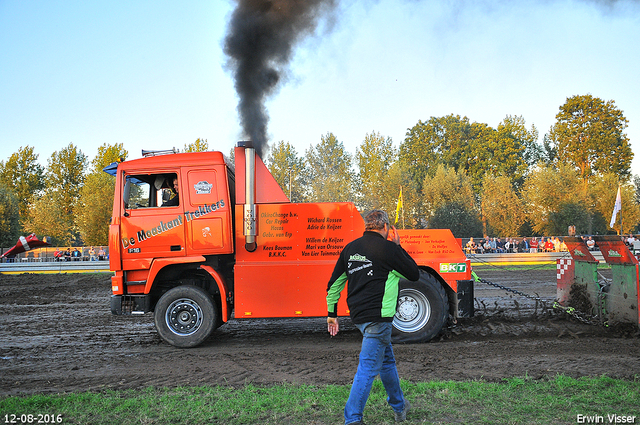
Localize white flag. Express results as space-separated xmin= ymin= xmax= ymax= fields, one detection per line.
xmin=609 ymin=186 xmax=622 ymax=228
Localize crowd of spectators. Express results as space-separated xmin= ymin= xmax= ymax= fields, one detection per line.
xmin=464 ymin=234 xmax=640 ymax=254
xmin=53 ymin=246 xmax=107 ymax=261
xmin=465 ymin=236 xmax=567 ymax=254
xmin=1 ymin=246 xmax=109 ymax=263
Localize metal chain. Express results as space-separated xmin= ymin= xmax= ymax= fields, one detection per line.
xmin=472 ymin=271 xmax=604 ymax=326
xmin=475 ymin=275 xmax=548 ymax=303
xmin=551 ymin=302 xmax=603 ymax=325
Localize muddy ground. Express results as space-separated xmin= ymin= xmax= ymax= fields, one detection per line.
xmin=1 ymin=266 xmax=639 ymax=397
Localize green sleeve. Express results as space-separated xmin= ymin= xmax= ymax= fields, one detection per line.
xmin=326 ymin=272 xmax=347 ymax=317
xmin=380 ymin=270 xmax=405 ymax=318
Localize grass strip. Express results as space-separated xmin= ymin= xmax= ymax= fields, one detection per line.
xmin=1 ymin=375 xmax=638 ymax=424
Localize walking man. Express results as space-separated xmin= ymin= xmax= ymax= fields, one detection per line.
xmin=326 ymin=209 xmax=420 ymax=424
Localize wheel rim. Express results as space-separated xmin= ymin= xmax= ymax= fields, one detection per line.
xmin=165 ymin=298 xmax=204 ymax=336
xmin=394 ymin=288 xmax=431 ymax=333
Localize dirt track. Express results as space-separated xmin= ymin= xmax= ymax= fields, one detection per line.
xmin=1 ymin=267 xmax=639 ymax=397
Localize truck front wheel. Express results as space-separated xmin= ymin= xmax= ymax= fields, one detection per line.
xmin=392 ymin=271 xmax=448 ymax=343
xmin=154 ymin=285 xmax=217 ymax=348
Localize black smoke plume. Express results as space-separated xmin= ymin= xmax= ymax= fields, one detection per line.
xmin=224 ymin=0 xmax=337 ymax=157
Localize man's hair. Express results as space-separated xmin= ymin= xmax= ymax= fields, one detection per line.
xmin=364 ymin=209 xmax=390 ymax=231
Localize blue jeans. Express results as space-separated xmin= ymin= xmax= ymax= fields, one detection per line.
xmin=344 ymin=322 xmax=405 ymax=424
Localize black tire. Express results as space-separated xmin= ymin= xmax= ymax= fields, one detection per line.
xmin=154 ymin=285 xmax=217 ymax=348
xmin=392 ymin=270 xmax=448 ymax=343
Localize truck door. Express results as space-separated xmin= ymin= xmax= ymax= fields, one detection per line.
xmin=183 ymin=167 xmax=234 ymax=256
xmin=119 ymin=171 xmax=186 ymax=271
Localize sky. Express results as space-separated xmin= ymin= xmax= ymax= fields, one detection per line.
xmin=1 ymin=0 xmax=639 ymax=176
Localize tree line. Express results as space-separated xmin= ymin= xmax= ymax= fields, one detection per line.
xmin=0 ymin=94 xmax=637 ymax=247
xmin=267 ymin=94 xmax=638 ymax=238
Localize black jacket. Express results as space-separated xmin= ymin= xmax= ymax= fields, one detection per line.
xmin=326 ymin=231 xmax=420 ymax=324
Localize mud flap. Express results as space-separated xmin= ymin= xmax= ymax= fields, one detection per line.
xmin=456 ymin=279 xmax=474 ymax=318
xmin=111 ymin=295 xmax=152 ymax=315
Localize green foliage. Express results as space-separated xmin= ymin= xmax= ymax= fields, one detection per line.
xmin=421 ymin=164 xmax=484 ymax=236
xmin=266 ymin=140 xmax=307 ymax=203
xmin=468 ymin=121 xmax=529 ymax=190
xmin=23 ymin=143 xmax=88 ymax=245
xmin=183 ymin=138 xmax=209 ymax=153
xmin=23 ymin=189 xmax=74 ymax=246
xmin=400 ymin=115 xmax=467 ymax=193
xmin=518 ymin=219 xmax=535 ymax=237
xmin=498 ymin=115 xmax=541 ymax=169
xmin=634 ymin=175 xmax=640 ymax=204
xmin=541 ymin=133 xmax=557 ymax=166
xmin=76 ymin=172 xmax=114 ymax=246
xmin=422 ymin=164 xmax=477 ymax=217
xmin=0 ymin=145 xmax=45 ymax=229
xmin=589 ymin=174 xmax=640 ymax=235
xmin=91 ymin=143 xmax=128 ymax=172
xmin=45 ymin=143 xmax=88 ymax=218
xmin=522 ymin=164 xmax=638 ymax=236
xmin=380 ymin=161 xmax=421 ymax=229
xmin=548 ymin=94 xmax=632 ymax=181
xmin=548 ymin=201 xmax=593 ymax=235
xmin=401 ymin=115 xmax=537 ymax=193
xmin=496 ymin=115 xmax=541 ymax=187
xmin=428 ymin=201 xmax=483 ymax=237
xmin=304 ymin=132 xmax=356 ymax=203
xmin=590 ymin=211 xmax=610 ymax=236
xmin=355 ymin=131 xmax=397 ymax=212
xmin=2 ymin=376 xmax=637 ymax=425
xmin=0 ymin=183 xmax=20 ymax=246
xmin=481 ymin=174 xmax=525 ymax=237
xmin=75 ymin=144 xmax=127 ymax=245
xmin=228 ymin=147 xmax=235 ymax=165
xmin=522 ymin=164 xmax=588 ymax=236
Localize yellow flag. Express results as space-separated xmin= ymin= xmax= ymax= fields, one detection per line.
xmin=395 ymin=187 xmax=403 ymax=224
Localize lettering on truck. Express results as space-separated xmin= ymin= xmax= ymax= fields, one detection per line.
xmin=439 ymin=263 xmax=467 ymax=273
xmin=121 ymin=200 xmax=225 ymax=249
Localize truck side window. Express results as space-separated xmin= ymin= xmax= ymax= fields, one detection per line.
xmin=124 ymin=175 xmax=150 ymax=209
xmin=123 ymin=173 xmax=178 ymax=209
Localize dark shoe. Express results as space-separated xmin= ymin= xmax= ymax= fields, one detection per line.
xmin=394 ymin=399 xmax=411 ymax=422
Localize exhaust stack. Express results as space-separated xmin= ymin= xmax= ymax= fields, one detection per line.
xmin=241 ymin=142 xmax=257 ymax=252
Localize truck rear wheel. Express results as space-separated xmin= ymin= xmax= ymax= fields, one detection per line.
xmin=392 ymin=270 xmax=448 ymax=343
xmin=154 ymin=285 xmax=217 ymax=348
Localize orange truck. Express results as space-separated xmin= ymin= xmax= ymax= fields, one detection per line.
xmin=108 ymin=142 xmax=474 ymax=347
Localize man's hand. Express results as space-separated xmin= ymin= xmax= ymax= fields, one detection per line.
xmin=389 ymin=225 xmax=401 ymax=245
xmin=327 ymin=317 xmax=339 ymax=336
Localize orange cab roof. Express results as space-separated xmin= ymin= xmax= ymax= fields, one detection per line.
xmin=119 ymin=151 xmax=228 ymax=170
